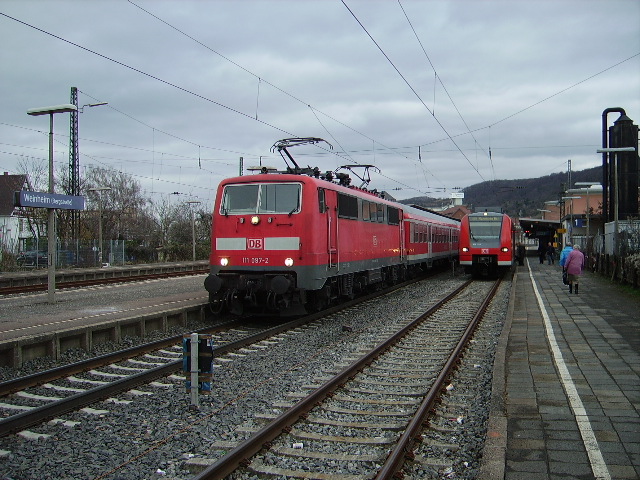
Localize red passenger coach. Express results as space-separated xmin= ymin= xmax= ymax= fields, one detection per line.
xmin=459 ymin=212 xmax=514 ymax=277
xmin=204 ymin=138 xmax=459 ymax=315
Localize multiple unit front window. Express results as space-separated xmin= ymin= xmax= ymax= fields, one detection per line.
xmin=468 ymin=215 xmax=503 ymax=246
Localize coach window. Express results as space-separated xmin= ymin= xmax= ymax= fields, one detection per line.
xmin=388 ymin=207 xmax=400 ymax=225
xmin=362 ymin=200 xmax=371 ymax=221
xmin=338 ymin=193 xmax=359 ymax=219
xmin=377 ymin=204 xmax=385 ymax=223
xmin=318 ymin=188 xmax=326 ymax=213
xmin=368 ymin=202 xmax=377 ymax=222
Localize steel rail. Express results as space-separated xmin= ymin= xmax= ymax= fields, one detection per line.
xmin=0 ymin=273 xmax=431 ymax=438
xmin=192 ymin=279 xmax=474 ymax=480
xmin=0 ymin=268 xmax=208 ymax=295
xmin=0 ymin=315 xmax=304 ymax=438
xmin=375 ymin=276 xmax=502 ymax=479
xmin=0 ymin=318 xmax=243 ymax=396
xmin=0 ymin=270 xmax=431 ymax=396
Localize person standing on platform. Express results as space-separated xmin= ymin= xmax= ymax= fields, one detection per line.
xmin=565 ymin=245 xmax=585 ymax=294
xmin=559 ymin=242 xmax=573 ymax=269
xmin=546 ymin=242 xmax=556 ymax=265
xmin=538 ymin=242 xmax=546 ymax=264
xmin=515 ymin=242 xmax=525 ymax=266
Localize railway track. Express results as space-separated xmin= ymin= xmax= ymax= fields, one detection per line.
xmin=0 ymin=272 xmax=440 ymax=440
xmin=0 ymin=267 xmax=208 ymax=295
xmin=0 ymin=314 xmax=330 ymax=439
xmin=193 ymin=277 xmax=501 ymax=479
xmin=0 ymin=269 xmax=499 ymax=479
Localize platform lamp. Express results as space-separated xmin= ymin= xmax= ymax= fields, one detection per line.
xmin=597 ymin=147 xmax=636 ymax=255
xmin=574 ymin=182 xmax=601 ymax=253
xmin=186 ymin=201 xmax=201 ymax=261
xmin=27 ymin=104 xmax=78 ymax=303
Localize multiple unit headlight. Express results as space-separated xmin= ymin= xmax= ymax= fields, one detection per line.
xmin=462 ymin=246 xmax=509 ymax=252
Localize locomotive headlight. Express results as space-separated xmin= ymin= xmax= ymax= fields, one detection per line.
xmin=501 ymin=247 xmax=509 ymax=252
xmin=220 ymin=257 xmax=229 ymax=267
xmin=462 ymin=247 xmax=469 ymax=252
xmin=284 ymin=257 xmax=294 ymax=267
xmin=251 ymin=216 xmax=260 ymax=225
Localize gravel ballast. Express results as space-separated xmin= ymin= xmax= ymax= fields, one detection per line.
xmin=0 ymin=273 xmax=510 ymax=480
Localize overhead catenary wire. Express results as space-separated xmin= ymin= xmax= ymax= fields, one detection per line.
xmin=125 ymin=0 xmax=440 ymax=191
xmin=341 ymin=0 xmax=486 ymax=183
xmin=1 ymin=7 xmax=636 ymax=197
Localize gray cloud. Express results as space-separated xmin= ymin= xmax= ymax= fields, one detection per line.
xmin=1 ymin=0 xmax=638 ymax=207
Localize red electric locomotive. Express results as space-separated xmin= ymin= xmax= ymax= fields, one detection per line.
xmin=204 ymin=138 xmax=459 ymax=314
xmin=459 ymin=212 xmax=514 ymax=277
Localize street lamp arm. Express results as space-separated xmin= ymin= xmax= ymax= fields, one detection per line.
xmin=27 ymin=104 xmax=77 ymax=116
xmin=79 ymin=102 xmax=108 ymax=113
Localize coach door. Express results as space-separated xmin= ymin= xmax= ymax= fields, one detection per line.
xmin=394 ymin=208 xmax=405 ymax=261
xmin=321 ymin=188 xmax=339 ymax=270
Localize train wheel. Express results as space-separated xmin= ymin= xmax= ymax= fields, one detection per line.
xmin=209 ymin=299 xmax=225 ymax=315
xmin=227 ymin=289 xmax=244 ymax=316
xmin=208 ymin=293 xmax=226 ymax=315
xmin=307 ymin=286 xmax=330 ymax=312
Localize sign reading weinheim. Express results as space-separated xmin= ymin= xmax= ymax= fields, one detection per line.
xmin=15 ymin=191 xmax=85 ymax=211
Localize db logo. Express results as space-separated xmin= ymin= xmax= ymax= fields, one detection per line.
xmin=247 ymin=238 xmax=263 ymax=250
xmin=481 ymin=248 xmax=489 ymax=254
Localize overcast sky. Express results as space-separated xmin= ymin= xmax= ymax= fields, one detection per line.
xmin=1 ymin=0 xmax=638 ymax=207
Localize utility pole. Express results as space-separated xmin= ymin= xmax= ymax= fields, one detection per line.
xmin=69 ymin=87 xmax=79 ymax=240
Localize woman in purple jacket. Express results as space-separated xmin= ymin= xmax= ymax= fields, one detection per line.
xmin=565 ymin=245 xmax=585 ymax=294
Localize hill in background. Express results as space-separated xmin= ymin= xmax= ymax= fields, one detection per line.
xmin=400 ymin=166 xmax=601 ymax=218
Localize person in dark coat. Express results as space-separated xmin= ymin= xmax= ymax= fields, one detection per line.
xmin=546 ymin=242 xmax=556 ymax=265
xmin=515 ymin=242 xmax=525 ymax=266
xmin=538 ymin=241 xmax=546 ymax=264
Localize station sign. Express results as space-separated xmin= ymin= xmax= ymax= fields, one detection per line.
xmin=14 ymin=190 xmax=85 ymax=211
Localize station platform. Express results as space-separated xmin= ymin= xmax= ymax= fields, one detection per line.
xmin=480 ymin=257 xmax=640 ymax=479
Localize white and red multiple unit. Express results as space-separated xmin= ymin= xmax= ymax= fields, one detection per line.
xmin=204 ymin=169 xmax=459 ymax=314
xmin=459 ymin=212 xmax=514 ymax=276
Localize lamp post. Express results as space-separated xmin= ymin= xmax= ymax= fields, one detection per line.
xmin=186 ymin=201 xmax=201 ymax=261
xmin=27 ymin=104 xmax=77 ymax=303
xmin=597 ymin=147 xmax=637 ymax=255
xmin=88 ymin=187 xmax=111 ymax=265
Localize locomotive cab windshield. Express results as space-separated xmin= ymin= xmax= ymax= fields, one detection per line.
xmin=220 ymin=182 xmax=302 ymax=215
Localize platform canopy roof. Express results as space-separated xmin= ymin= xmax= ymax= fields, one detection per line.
xmin=519 ymin=217 xmax=561 ymax=239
